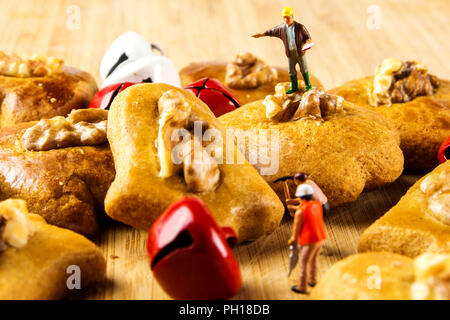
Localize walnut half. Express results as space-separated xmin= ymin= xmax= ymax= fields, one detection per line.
xmin=157 ymin=89 xmax=220 ymax=193
xmin=21 ymin=108 xmax=108 ymax=151
xmin=263 ymin=83 xmax=343 ymax=122
xmin=225 ymin=53 xmax=277 ymax=89
xmin=370 ymin=58 xmax=440 ymax=107
xmin=0 ymin=199 xmax=36 ymax=252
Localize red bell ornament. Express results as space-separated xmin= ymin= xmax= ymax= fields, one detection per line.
xmin=147 ymin=196 xmax=242 ymax=300
xmin=438 ymin=135 xmax=450 ymax=164
xmin=185 ymin=78 xmax=240 ymax=117
xmin=88 ymin=82 xmax=137 ymax=110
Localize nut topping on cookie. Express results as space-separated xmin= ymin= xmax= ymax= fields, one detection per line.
xmin=21 ymin=109 xmax=108 ymax=151
xmin=0 ymin=51 xmax=63 ymax=78
xmin=411 ymin=253 xmax=450 ymax=300
xmin=157 ymin=89 xmax=220 ymax=193
xmin=370 ymin=58 xmax=440 ymax=107
xmin=420 ymin=166 xmax=450 ymax=225
xmin=0 ymin=199 xmax=36 ymax=252
xmin=264 ymin=83 xmax=343 ymax=122
xmin=225 ymin=53 xmax=278 ymax=89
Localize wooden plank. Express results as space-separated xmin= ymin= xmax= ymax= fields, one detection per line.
xmin=0 ymin=0 xmax=447 ymax=299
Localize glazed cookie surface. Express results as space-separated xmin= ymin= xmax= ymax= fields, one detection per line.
xmin=0 ymin=199 xmax=106 ymax=299
xmin=105 ymin=83 xmax=284 ymax=242
xmin=311 ymin=252 xmax=450 ymax=300
xmin=180 ymin=53 xmax=322 ymax=105
xmin=329 ymin=59 xmax=450 ymax=171
xmin=219 ymin=84 xmax=404 ymax=208
xmin=0 ymin=52 xmax=97 ymax=127
xmin=0 ymin=109 xmax=115 ymax=237
xmin=358 ymin=161 xmax=450 ymax=257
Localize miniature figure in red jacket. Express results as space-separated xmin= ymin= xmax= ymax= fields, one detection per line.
xmin=287 ymin=174 xmax=327 ymax=294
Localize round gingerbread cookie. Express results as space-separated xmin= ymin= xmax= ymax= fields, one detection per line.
xmin=219 ymin=82 xmax=404 ymax=208
xmin=0 ymin=51 xmax=97 ymax=127
xmin=329 ymin=58 xmax=450 ymax=171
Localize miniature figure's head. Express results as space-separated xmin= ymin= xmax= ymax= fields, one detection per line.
xmin=295 ymin=183 xmax=314 ymax=201
xmin=294 ymin=172 xmax=309 ymax=185
xmin=282 ymin=7 xmax=295 ymax=25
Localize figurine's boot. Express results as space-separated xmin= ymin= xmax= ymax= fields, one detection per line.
xmin=286 ymin=75 xmax=298 ymax=94
xmin=303 ymin=72 xmax=312 ymax=91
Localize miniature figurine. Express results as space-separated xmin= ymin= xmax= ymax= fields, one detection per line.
xmin=184 ymin=77 xmax=241 ymax=117
xmin=100 ymin=31 xmax=181 ymax=88
xmin=291 ymin=172 xmax=329 ymax=217
xmin=147 ymin=197 xmax=242 ymax=300
xmin=273 ymin=175 xmax=295 ymax=214
xmin=274 ymin=173 xmax=329 ymax=217
xmin=287 ymin=174 xmax=327 ymax=294
xmin=252 ymin=7 xmax=313 ymax=93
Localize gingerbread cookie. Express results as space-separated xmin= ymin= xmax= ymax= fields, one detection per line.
xmin=311 ymin=252 xmax=450 ymax=300
xmin=0 ymin=51 xmax=97 ymax=127
xmin=180 ymin=52 xmax=322 ymax=105
xmin=0 ymin=109 xmax=115 ymax=237
xmin=0 ymin=199 xmax=106 ymax=299
xmin=358 ymin=161 xmax=450 ymax=257
xmin=329 ymin=58 xmax=450 ymax=171
xmin=219 ymin=82 xmax=404 ymax=208
xmin=104 ymin=83 xmax=284 ymax=242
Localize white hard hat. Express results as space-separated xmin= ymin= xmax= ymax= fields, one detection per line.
xmin=295 ymin=184 xmax=314 ymax=198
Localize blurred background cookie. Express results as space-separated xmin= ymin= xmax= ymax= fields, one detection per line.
xmin=0 ymin=51 xmax=97 ymax=127
xmin=329 ymin=58 xmax=450 ymax=171
xmin=311 ymin=252 xmax=450 ymax=300
xmin=0 ymin=199 xmax=106 ymax=299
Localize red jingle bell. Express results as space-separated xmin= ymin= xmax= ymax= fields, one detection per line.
xmin=88 ymin=82 xmax=137 ymax=110
xmin=147 ymin=196 xmax=242 ymax=300
xmin=438 ymin=135 xmax=450 ymax=164
xmin=185 ymin=78 xmax=240 ymax=117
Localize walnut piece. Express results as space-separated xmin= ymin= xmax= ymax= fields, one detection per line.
xmin=180 ymin=139 xmax=221 ymax=193
xmin=22 ymin=109 xmax=108 ymax=151
xmin=411 ymin=253 xmax=450 ymax=300
xmin=225 ymin=53 xmax=277 ymax=89
xmin=420 ymin=166 xmax=450 ymax=226
xmin=263 ymin=83 xmax=344 ymax=122
xmin=0 ymin=51 xmax=63 ymax=78
xmin=0 ymin=199 xmax=36 ymax=252
xmin=370 ymin=58 xmax=440 ymax=107
xmin=157 ymin=89 xmax=220 ymax=193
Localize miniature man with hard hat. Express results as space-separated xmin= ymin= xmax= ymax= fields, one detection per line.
xmin=252 ymin=6 xmax=313 ymax=93
xmin=286 ymin=173 xmax=327 ymax=294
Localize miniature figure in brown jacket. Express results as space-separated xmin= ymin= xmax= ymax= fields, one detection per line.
xmin=252 ymin=7 xmax=313 ymax=93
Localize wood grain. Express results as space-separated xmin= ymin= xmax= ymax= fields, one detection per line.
xmin=0 ymin=0 xmax=448 ymax=299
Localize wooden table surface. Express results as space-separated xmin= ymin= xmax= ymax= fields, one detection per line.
xmin=2 ymin=0 xmax=449 ymax=299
